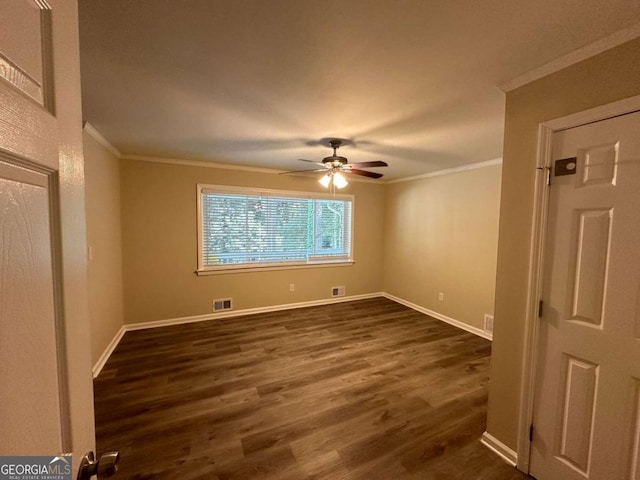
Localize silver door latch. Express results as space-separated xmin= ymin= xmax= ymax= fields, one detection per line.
xmin=77 ymin=451 xmax=120 ymax=479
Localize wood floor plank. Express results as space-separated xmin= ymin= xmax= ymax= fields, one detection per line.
xmin=94 ymin=298 xmax=529 ymax=479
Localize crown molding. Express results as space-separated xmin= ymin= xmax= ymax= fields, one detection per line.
xmin=386 ymin=158 xmax=502 ymax=184
xmin=82 ymin=124 xmax=496 ymax=184
xmin=120 ymin=153 xmax=382 ymax=184
xmin=499 ymin=22 xmax=640 ymax=92
xmin=121 ymin=153 xmax=285 ymax=175
xmin=82 ymin=122 xmax=122 ymax=158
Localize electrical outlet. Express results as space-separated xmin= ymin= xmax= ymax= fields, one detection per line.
xmin=438 ymin=292 xmax=444 ymax=301
xmin=331 ymin=286 xmax=345 ymax=297
xmin=213 ymin=298 xmax=233 ymax=312
xmin=289 ymin=283 xmax=295 ymax=292
xmin=484 ymin=314 xmax=494 ymax=333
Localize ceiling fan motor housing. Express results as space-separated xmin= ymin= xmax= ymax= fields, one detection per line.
xmin=323 ymin=139 xmax=348 ymax=165
xmin=322 ymin=155 xmax=348 ymax=165
xmin=284 ymin=137 xmax=385 ymax=179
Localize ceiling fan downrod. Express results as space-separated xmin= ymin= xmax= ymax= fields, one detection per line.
xmin=323 ymin=139 xmax=348 ymax=166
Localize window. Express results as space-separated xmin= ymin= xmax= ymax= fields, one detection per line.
xmin=197 ymin=185 xmax=353 ymax=273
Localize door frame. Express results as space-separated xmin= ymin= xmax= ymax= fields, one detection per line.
xmin=516 ymin=93 xmax=640 ymax=473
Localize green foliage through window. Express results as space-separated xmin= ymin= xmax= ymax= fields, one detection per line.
xmin=199 ymin=186 xmax=353 ymax=270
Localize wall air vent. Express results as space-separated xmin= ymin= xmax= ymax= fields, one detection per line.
xmin=331 ymin=286 xmax=346 ymax=298
xmin=213 ymin=298 xmax=233 ymax=312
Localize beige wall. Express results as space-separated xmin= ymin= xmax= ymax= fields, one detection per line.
xmin=120 ymin=160 xmax=385 ymax=324
xmin=83 ymin=130 xmax=125 ymax=364
xmin=487 ymin=38 xmax=640 ymax=451
xmin=383 ymin=165 xmax=502 ymax=330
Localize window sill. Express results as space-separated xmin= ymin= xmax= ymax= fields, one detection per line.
xmin=195 ymin=260 xmax=354 ymax=276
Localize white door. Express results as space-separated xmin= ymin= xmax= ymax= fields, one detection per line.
xmin=530 ymin=111 xmax=640 ymax=479
xmin=0 ymin=0 xmax=96 ymax=475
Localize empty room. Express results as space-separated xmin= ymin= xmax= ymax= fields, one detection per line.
xmin=2 ymin=2 xmax=640 ymax=479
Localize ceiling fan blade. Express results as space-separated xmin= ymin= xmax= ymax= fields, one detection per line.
xmin=347 ymin=169 xmax=383 ymax=179
xmin=279 ymin=168 xmax=327 ymax=175
xmin=347 ymin=161 xmax=388 ymax=168
xmin=298 ymin=158 xmax=328 ymax=167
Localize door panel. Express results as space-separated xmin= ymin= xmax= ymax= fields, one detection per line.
xmin=0 ymin=162 xmax=65 ymax=454
xmin=580 ymin=143 xmax=617 ymax=187
xmin=0 ymin=0 xmax=47 ymax=105
xmin=530 ymin=111 xmax=640 ymax=479
xmin=0 ymin=0 xmax=57 ymax=164
xmin=558 ymin=355 xmax=597 ymax=474
xmin=0 ymin=0 xmax=96 ymax=473
xmin=569 ymin=208 xmax=611 ymax=325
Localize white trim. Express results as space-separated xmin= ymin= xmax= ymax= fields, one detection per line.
xmin=198 ymin=183 xmax=355 ymax=200
xmin=195 ymin=260 xmax=354 ymax=275
xmin=85 ymin=129 xmax=501 ymax=185
xmin=121 ymin=153 xmax=283 ymax=175
xmin=91 ymin=292 xmax=495 ymax=376
xmin=196 ymin=184 xmax=355 ymax=273
xmin=386 ymin=158 xmax=502 ymax=185
xmin=121 ymin=152 xmax=502 ymax=187
xmin=92 ymin=325 xmax=126 ymax=378
xmin=382 ymin=293 xmax=492 ymax=341
xmin=125 ymin=293 xmax=383 ymax=331
xmin=92 ymin=295 xmax=381 ymax=377
xmin=79 ymin=126 xmax=374 ymax=182
xmin=500 ymin=22 xmax=640 ymax=92
xmin=481 ymin=431 xmax=518 ymax=467
xmin=516 ymin=94 xmax=640 ymax=473
xmin=121 ymin=153 xmax=380 ymax=184
xmin=83 ymin=122 xmax=122 ymax=158
xmin=515 ymin=123 xmax=553 ymax=473
xmin=545 ymin=94 xmax=640 ymax=131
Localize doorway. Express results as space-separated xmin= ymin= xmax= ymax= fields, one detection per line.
xmin=520 ymin=100 xmax=640 ymax=478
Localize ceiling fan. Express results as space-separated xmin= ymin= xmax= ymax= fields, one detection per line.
xmin=283 ymin=139 xmax=388 ymax=189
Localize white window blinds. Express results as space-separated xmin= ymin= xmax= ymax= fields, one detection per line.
xmin=198 ymin=186 xmax=353 ymax=271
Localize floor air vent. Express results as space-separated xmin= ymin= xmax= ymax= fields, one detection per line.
xmin=213 ymin=298 xmax=233 ymax=312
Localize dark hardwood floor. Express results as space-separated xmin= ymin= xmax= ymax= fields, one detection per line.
xmin=94 ymin=297 xmax=529 ymax=479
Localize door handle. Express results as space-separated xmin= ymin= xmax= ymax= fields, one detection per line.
xmin=77 ymin=451 xmax=120 ymax=479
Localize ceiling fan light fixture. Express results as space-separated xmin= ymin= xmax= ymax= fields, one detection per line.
xmin=333 ymin=171 xmax=348 ymax=189
xmin=286 ymin=138 xmax=387 ymax=185
xmin=318 ymin=173 xmax=332 ymax=188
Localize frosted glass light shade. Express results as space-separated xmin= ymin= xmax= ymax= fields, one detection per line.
xmin=333 ymin=172 xmax=348 ymax=189
xmin=318 ymin=173 xmax=331 ymax=188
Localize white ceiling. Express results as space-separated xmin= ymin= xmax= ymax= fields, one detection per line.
xmin=78 ymin=1 xmax=640 ymax=180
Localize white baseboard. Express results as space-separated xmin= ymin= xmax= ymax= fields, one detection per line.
xmin=125 ymin=292 xmax=384 ymax=331
xmin=481 ymin=431 xmax=518 ymax=467
xmin=382 ymin=293 xmax=492 ymax=341
xmin=93 ymin=293 xmax=383 ymax=376
xmin=92 ymin=325 xmax=126 ymax=378
xmin=92 ymin=291 xmax=492 ymax=378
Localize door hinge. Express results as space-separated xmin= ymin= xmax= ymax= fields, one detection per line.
xmin=529 ymin=424 xmax=534 ymax=442
xmin=538 ymin=300 xmax=544 ymax=317
xmin=536 ymin=166 xmax=552 ymax=186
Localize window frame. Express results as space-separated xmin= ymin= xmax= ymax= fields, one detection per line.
xmin=196 ymin=184 xmax=355 ymax=275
